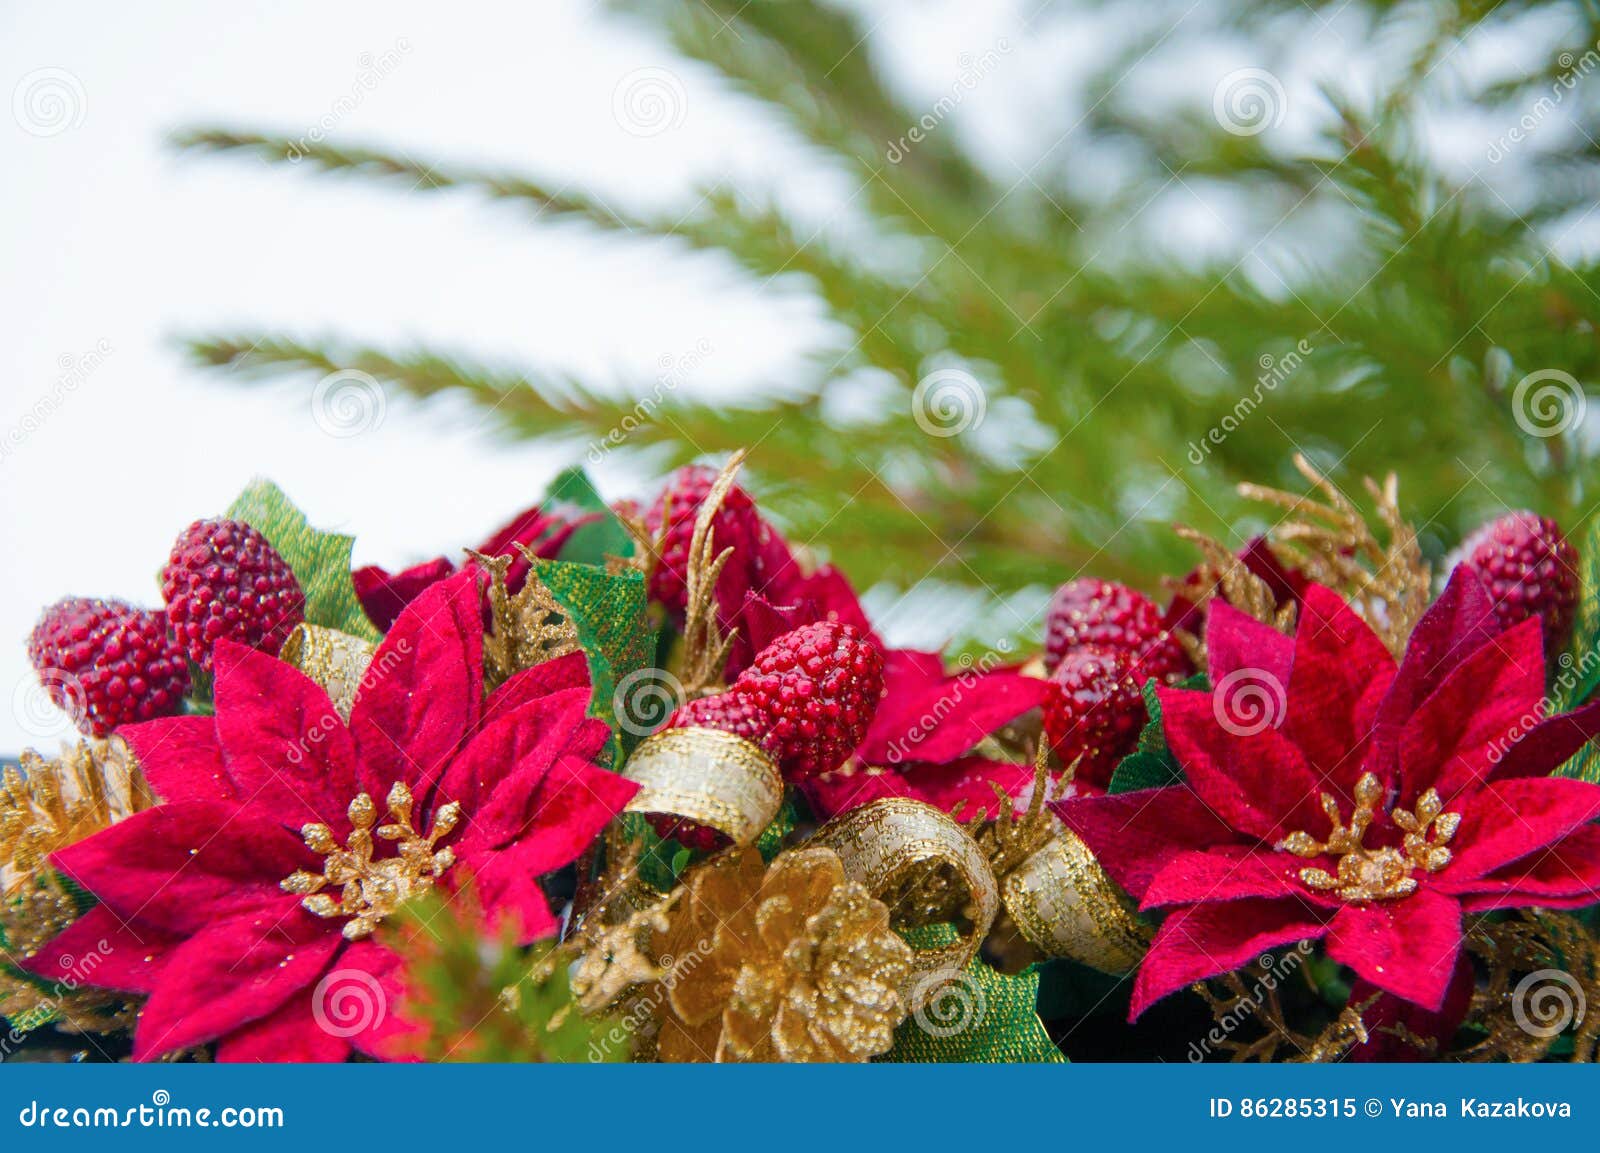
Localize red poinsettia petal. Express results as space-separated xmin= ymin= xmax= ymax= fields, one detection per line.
xmin=432 ymin=688 xmax=599 ymax=844
xmin=353 ymin=556 xmax=456 ymax=634
xmin=214 ymin=988 xmax=351 ymax=1063
xmin=212 ymin=640 xmax=359 ymax=829
xmin=131 ymin=916 xmax=341 ymax=1061
xmin=1283 ymin=585 xmax=1396 ymax=795
xmin=119 ymin=716 xmax=236 ymax=805
xmin=1440 ymin=824 xmax=1600 ymax=908
xmin=456 ymin=845 xmax=564 ymax=946
xmin=1141 ymin=847 xmax=1336 ymax=910
xmin=1204 ymin=601 xmax=1292 ymax=688
xmin=1379 ymin=566 xmax=1500 ymax=730
xmin=1051 ymin=786 xmax=1242 ymax=901
xmin=1325 ymin=888 xmax=1462 ymax=1011
xmin=482 ymin=651 xmax=592 ymax=730
xmin=21 ymin=905 xmax=182 ymax=995
xmin=52 ymin=801 xmax=318 ymax=936
xmin=1397 ymin=616 xmax=1545 ymax=803
xmin=1129 ymin=898 xmax=1328 ymax=1020
xmin=310 ymin=939 xmax=419 ymax=1062
xmin=469 ymin=754 xmax=636 ymax=873
xmin=860 ymin=668 xmax=1047 ymax=767
xmin=456 ymin=718 xmax=615 ymax=853
xmin=350 ymin=571 xmax=484 ymax=800
xmin=803 ymin=756 xmax=1038 ymax=820
xmin=1488 ymin=697 xmax=1600 ymax=782
xmin=1440 ymin=776 xmax=1600 ymax=882
xmin=1156 ymin=687 xmax=1324 ymax=842
xmin=1347 ymin=953 xmax=1474 ymax=1062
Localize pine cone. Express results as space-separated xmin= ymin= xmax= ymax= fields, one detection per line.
xmin=652 ymin=847 xmax=912 ymax=1062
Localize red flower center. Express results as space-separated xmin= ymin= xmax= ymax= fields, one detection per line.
xmin=279 ymin=781 xmax=461 ymax=940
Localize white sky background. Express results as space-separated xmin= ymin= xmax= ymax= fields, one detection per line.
xmin=0 ymin=0 xmax=1578 ymax=750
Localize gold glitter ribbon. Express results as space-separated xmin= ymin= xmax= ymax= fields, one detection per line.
xmin=1002 ymin=828 xmax=1151 ymax=974
xmin=280 ymin=624 xmax=376 ymax=720
xmin=811 ymin=798 xmax=999 ymax=1010
xmin=621 ymin=727 xmax=784 ymax=848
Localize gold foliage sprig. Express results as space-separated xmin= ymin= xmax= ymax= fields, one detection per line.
xmin=678 ymin=451 xmax=746 ymax=695
xmin=1458 ymin=911 xmax=1600 ymax=1063
xmin=1175 ymin=454 xmax=1429 ymax=662
xmin=472 ymin=548 xmax=582 ymax=691
xmin=1193 ymin=967 xmax=1379 ymax=1063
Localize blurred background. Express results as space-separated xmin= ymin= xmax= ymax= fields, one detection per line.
xmin=4 ymin=0 xmax=1599 ymax=751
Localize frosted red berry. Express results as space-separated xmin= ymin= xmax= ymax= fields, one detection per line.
xmin=1457 ymin=511 xmax=1580 ymax=658
xmin=642 ymin=465 xmax=756 ymax=619
xmin=1043 ymin=578 xmax=1189 ymax=685
xmin=27 ymin=598 xmax=189 ymax=737
xmin=732 ymin=621 xmax=885 ymax=780
xmin=161 ymin=518 xmax=305 ymax=670
xmin=665 ymin=690 xmax=775 ymax=746
xmin=1042 ymin=645 xmax=1147 ymax=789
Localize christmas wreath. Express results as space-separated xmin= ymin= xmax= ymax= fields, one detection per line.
xmin=6 ymin=452 xmax=1600 ymax=1063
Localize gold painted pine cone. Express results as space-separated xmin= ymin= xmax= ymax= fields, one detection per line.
xmin=653 ymin=846 xmax=913 ymax=1062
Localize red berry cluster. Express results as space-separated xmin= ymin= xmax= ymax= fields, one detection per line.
xmin=1040 ymin=579 xmax=1186 ymax=788
xmin=646 ymin=621 xmax=885 ymax=851
xmin=26 ymin=599 xmax=190 ymax=738
xmin=162 ymin=518 xmax=305 ymax=670
xmin=1457 ymin=511 xmax=1580 ymax=658
xmin=1041 ymin=647 xmax=1145 ymax=789
xmin=28 ymin=517 xmax=305 ymax=740
xmin=643 ymin=465 xmax=756 ymax=619
xmin=1043 ymin=578 xmax=1189 ymax=683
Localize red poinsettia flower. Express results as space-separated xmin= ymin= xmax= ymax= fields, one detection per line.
xmin=26 ymin=572 xmax=634 ymax=1062
xmin=1054 ymin=569 xmax=1600 ymax=1020
xmin=803 ymin=648 xmax=1048 ymax=817
xmin=354 ymin=501 xmax=590 ymax=631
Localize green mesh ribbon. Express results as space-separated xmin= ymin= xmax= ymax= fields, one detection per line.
xmin=877 ymin=924 xmax=1065 ymax=1063
xmin=227 ymin=479 xmax=380 ymax=643
xmin=533 ymin=559 xmax=651 ymax=759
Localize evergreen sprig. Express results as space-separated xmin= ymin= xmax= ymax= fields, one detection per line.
xmin=173 ymin=0 xmax=1600 ymax=613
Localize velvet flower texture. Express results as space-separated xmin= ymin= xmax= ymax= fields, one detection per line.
xmin=25 ymin=572 xmax=635 ymax=1062
xmin=1054 ymin=569 xmax=1600 ymax=1020
xmin=803 ymin=648 xmax=1048 ymax=818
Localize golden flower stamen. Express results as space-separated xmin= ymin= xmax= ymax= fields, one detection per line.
xmin=280 ymin=781 xmax=460 ymax=940
xmin=1275 ymin=772 xmax=1456 ymax=903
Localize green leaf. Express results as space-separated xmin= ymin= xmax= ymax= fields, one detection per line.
xmin=877 ymin=925 xmax=1065 ymax=1063
xmin=1106 ymin=674 xmax=1205 ymax=794
xmin=226 ymin=479 xmax=380 ymax=642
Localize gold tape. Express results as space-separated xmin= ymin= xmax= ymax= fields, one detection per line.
xmin=621 ymin=727 xmax=783 ymax=848
xmin=1002 ymin=829 xmax=1151 ymax=974
xmin=811 ymin=797 xmax=998 ymax=1009
xmin=280 ymin=624 xmax=376 ymax=720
